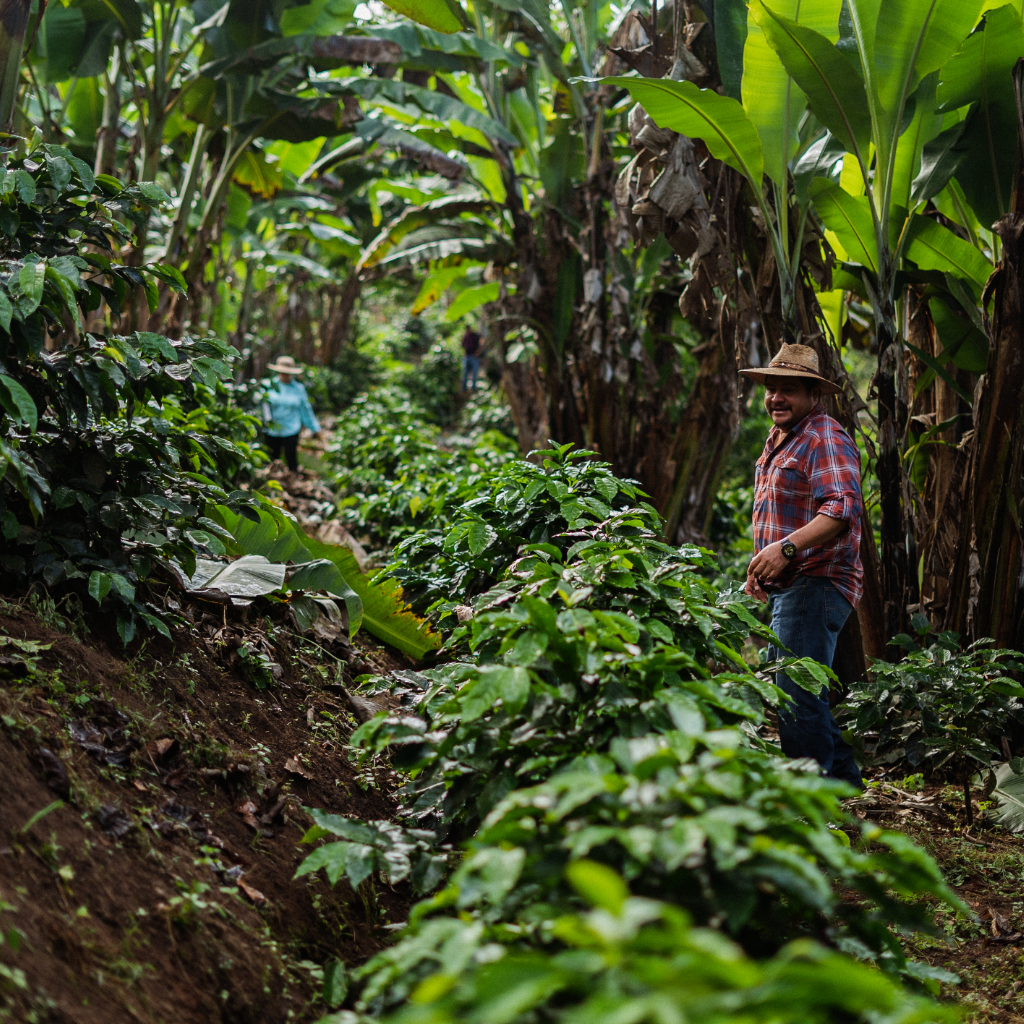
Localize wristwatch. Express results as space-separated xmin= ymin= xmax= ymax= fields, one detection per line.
xmin=781 ymin=537 xmax=797 ymax=560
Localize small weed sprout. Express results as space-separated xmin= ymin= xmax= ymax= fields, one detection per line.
xmin=37 ymin=833 xmax=62 ymax=870
xmin=169 ymin=881 xmax=212 ymax=929
xmin=249 ymin=743 xmax=272 ymax=767
xmin=238 ymin=645 xmax=277 ymax=690
xmin=26 ymin=591 xmax=68 ymax=633
xmin=0 ymin=894 xmax=25 ymax=993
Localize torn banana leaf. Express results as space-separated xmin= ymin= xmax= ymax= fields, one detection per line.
xmin=291 ymin=594 xmax=347 ymax=642
xmin=209 ymin=502 xmax=441 ymax=659
xmin=991 ymin=761 xmax=1024 ymax=832
xmin=188 ymin=555 xmax=287 ymax=597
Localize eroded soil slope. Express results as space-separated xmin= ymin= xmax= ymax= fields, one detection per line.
xmin=0 ymin=598 xmax=408 ymax=1024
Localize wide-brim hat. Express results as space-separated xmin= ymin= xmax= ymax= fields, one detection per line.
xmin=267 ymin=355 xmax=303 ymax=375
xmin=738 ymin=343 xmax=842 ymax=395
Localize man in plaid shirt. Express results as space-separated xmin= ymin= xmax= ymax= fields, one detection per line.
xmin=739 ymin=344 xmax=864 ymax=788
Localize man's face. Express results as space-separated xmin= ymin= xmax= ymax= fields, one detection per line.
xmin=763 ymin=378 xmax=818 ymax=431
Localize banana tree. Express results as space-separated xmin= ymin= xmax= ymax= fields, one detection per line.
xmin=605 ymin=0 xmax=1000 ymax=635
xmin=749 ymin=0 xmax=1001 ymax=637
xmin=369 ymin=0 xmax=810 ymax=547
xmin=360 ymin=0 xmax=602 ymax=450
xmin=600 ymin=0 xmax=845 ymax=341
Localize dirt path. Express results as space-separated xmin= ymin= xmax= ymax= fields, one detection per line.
xmin=851 ymin=784 xmax=1024 ymax=1022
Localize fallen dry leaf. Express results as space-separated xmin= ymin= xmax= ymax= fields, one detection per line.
xmin=260 ymin=796 xmax=289 ymax=826
xmin=162 ymin=764 xmax=189 ymax=789
xmin=234 ymin=799 xmax=260 ymax=831
xmin=985 ymin=907 xmax=1023 ymax=944
xmin=283 ymin=757 xmax=314 ymax=780
xmin=239 ymin=880 xmax=266 ymax=903
xmin=37 ymin=747 xmax=70 ymax=799
xmin=145 ymin=737 xmax=179 ymax=765
xmin=97 ymin=804 xmax=132 ymax=839
xmin=200 ymin=832 xmax=228 ymax=851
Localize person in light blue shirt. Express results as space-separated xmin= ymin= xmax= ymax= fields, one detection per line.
xmin=262 ymin=355 xmax=320 ymax=471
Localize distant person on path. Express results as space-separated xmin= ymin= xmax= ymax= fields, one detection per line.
xmin=262 ymin=355 xmax=320 ymax=472
xmin=739 ymin=344 xmax=864 ymax=788
xmin=461 ymin=327 xmax=483 ymax=391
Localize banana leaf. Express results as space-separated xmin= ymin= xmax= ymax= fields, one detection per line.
xmin=188 ymin=555 xmax=287 ymax=597
xmin=991 ymin=761 xmax=1024 ymax=832
xmin=212 ymin=504 xmax=441 ymax=660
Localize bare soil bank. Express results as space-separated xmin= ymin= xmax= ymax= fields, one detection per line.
xmin=0 ymin=598 xmax=409 ymax=1023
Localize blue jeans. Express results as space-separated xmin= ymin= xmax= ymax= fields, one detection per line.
xmin=462 ymin=354 xmax=480 ymax=390
xmin=768 ymin=576 xmax=863 ymax=788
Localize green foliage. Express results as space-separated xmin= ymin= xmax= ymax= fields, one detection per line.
xmin=209 ymin=499 xmax=442 ymax=659
xmin=838 ymin=629 xmax=1024 ymax=782
xmin=389 ymin=444 xmax=676 ymax=619
xmin=349 ymin=556 xmax=778 ymax=835
xmin=303 ymin=350 xmax=380 ymax=414
xmin=0 ymin=146 xmax=262 ymax=640
xmin=297 ymin=444 xmax=961 ymax=1018
xmin=237 ymin=642 xmax=278 ymax=690
xmin=402 ymin=344 xmax=463 ymax=428
xmin=379 ymin=0 xmax=470 ymax=34
xmin=347 ymin=735 xmax=956 ymax=1010
xmin=990 ymin=760 xmax=1024 ymax=832
xmin=372 ymin=863 xmax=957 ymax=1024
xmin=295 ymin=810 xmax=448 ymax=892
xmin=325 ymin=386 xmax=517 ymax=550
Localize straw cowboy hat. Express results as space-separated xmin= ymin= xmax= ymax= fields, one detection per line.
xmin=267 ymin=355 xmax=304 ymax=375
xmin=738 ymin=343 xmax=842 ymax=396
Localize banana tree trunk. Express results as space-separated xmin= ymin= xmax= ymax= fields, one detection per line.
xmin=945 ymin=72 xmax=1024 ymax=646
xmin=659 ymin=316 xmax=740 ymax=542
xmin=233 ymin=255 xmax=254 ymax=352
xmin=962 ymin=246 xmax=1024 ymax=647
xmin=162 ymin=124 xmax=210 ymax=264
xmin=0 ymin=0 xmax=31 ymax=133
xmin=321 ymin=268 xmax=362 ymax=365
xmin=94 ymin=42 xmax=122 ymax=177
xmin=874 ymin=279 xmax=914 ymax=641
xmin=496 ymin=149 xmax=580 ymax=456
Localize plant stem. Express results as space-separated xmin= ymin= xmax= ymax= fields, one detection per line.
xmin=162 ymin=124 xmax=209 ymax=263
xmin=963 ymin=776 xmax=974 ymax=827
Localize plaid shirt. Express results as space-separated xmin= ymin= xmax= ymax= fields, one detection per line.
xmin=753 ymin=407 xmax=864 ymax=607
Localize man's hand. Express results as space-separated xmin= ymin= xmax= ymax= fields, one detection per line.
xmin=745 ymin=573 xmax=769 ymax=603
xmin=747 ymin=541 xmax=789 ymax=585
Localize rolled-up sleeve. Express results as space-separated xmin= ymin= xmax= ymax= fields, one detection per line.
xmin=808 ymin=433 xmax=862 ymax=523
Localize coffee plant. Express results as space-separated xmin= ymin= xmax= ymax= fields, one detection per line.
xmin=300 ymin=446 xmax=963 ymax=1020
xmin=838 ymin=622 xmax=1024 ymax=823
xmin=0 ymin=144 xmax=261 ymax=640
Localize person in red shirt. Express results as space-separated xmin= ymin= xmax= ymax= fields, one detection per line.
xmin=739 ymin=344 xmax=864 ymax=788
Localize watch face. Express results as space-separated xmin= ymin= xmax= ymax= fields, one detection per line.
xmin=782 ymin=542 xmax=797 ymax=559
